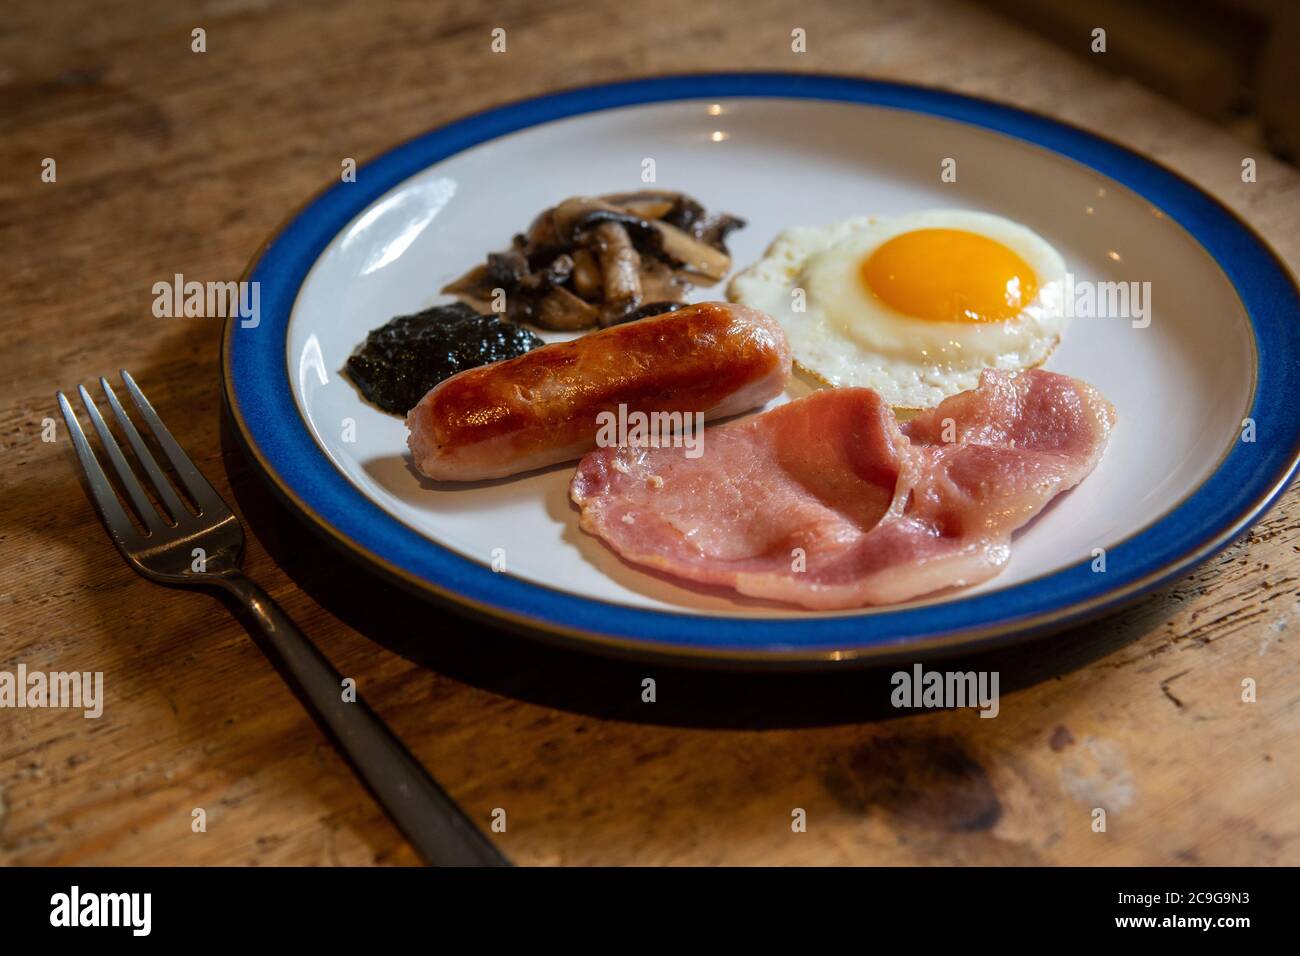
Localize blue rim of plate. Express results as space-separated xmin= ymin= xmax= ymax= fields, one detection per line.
xmin=222 ymin=72 xmax=1300 ymax=667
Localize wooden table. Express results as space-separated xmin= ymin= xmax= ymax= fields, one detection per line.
xmin=2 ymin=0 xmax=1297 ymax=866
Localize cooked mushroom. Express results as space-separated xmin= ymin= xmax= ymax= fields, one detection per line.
xmin=659 ymin=194 xmax=746 ymax=254
xmin=638 ymin=257 xmax=692 ymax=303
xmin=602 ymin=301 xmax=684 ymax=327
xmin=536 ymin=286 xmax=600 ymax=331
xmin=571 ymin=247 xmax=601 ymax=299
xmin=556 ymin=198 xmax=662 ymax=251
xmin=520 ymin=252 xmax=574 ymax=292
xmin=441 ymin=191 xmax=745 ymax=331
xmin=486 ymin=249 xmax=529 ymax=288
xmin=590 ymin=221 xmax=642 ymax=320
xmin=649 ymin=220 xmax=731 ymax=282
xmin=597 ymin=190 xmax=682 ymax=220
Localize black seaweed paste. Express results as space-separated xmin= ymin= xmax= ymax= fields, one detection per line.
xmin=346 ymin=302 xmax=544 ymax=415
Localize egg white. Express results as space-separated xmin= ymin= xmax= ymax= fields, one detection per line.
xmin=728 ymin=210 xmax=1068 ymax=408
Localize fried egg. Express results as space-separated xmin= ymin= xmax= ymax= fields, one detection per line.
xmin=728 ymin=211 xmax=1068 ymax=408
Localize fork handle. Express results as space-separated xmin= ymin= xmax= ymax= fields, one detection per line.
xmin=213 ymin=571 xmax=509 ymax=867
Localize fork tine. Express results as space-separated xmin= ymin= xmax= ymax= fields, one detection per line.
xmin=58 ymin=391 xmax=146 ymax=547
xmin=99 ymin=377 xmax=191 ymax=522
xmin=76 ymin=384 xmax=164 ymax=530
xmin=119 ymin=370 xmax=229 ymax=517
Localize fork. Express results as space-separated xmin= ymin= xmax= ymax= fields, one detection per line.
xmin=58 ymin=371 xmax=509 ymax=867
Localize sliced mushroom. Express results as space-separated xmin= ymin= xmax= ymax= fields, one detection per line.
xmin=661 ymin=194 xmax=706 ymax=232
xmin=443 ymin=191 xmax=743 ymax=332
xmin=694 ymin=213 xmax=747 ymax=253
xmin=487 ymin=249 xmax=529 ymax=287
xmin=549 ymin=198 xmax=634 ymax=242
xmin=523 ymin=208 xmax=564 ymax=250
xmin=638 ymin=257 xmax=692 ymax=303
xmin=599 ymin=189 xmax=684 ymax=220
xmin=650 ymin=220 xmax=732 ymax=281
xmin=590 ymin=221 xmax=642 ymax=318
xmin=601 ymin=300 xmax=684 ymax=327
xmin=660 ymin=196 xmax=746 ymax=253
xmin=556 ymin=199 xmax=661 ymax=251
xmin=535 ymin=285 xmax=600 ymax=331
xmin=570 ymin=247 xmax=602 ymax=299
xmin=519 ymin=252 xmax=574 ymax=292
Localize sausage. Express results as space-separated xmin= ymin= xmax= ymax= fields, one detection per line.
xmin=407 ymin=302 xmax=792 ymax=481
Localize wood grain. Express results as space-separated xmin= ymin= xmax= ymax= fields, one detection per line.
xmin=1 ymin=0 xmax=1297 ymax=866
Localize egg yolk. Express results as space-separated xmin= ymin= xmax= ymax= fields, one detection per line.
xmin=861 ymin=229 xmax=1038 ymax=323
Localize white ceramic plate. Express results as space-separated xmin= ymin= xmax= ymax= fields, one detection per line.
xmin=224 ymin=74 xmax=1300 ymax=665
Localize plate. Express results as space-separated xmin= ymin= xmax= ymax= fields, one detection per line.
xmin=222 ymin=73 xmax=1300 ymax=667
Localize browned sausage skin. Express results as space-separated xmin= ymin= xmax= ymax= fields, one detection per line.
xmin=407 ymin=302 xmax=792 ymax=481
